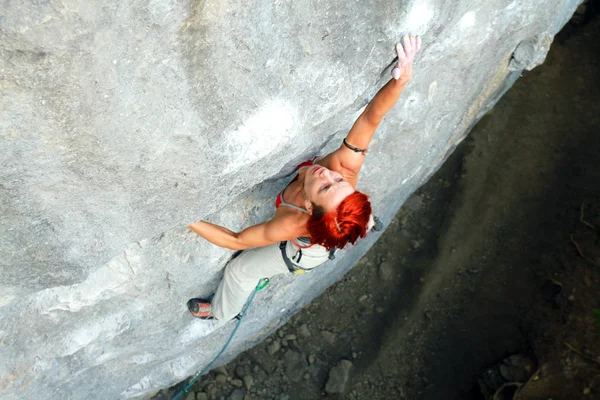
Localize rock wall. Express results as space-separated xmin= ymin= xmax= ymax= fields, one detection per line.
xmin=0 ymin=0 xmax=580 ymax=398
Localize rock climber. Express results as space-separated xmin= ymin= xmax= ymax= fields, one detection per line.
xmin=187 ymin=35 xmax=422 ymax=320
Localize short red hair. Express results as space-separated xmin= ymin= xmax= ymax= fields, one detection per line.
xmin=307 ymin=191 xmax=372 ymax=251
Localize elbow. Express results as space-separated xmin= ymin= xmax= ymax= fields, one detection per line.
xmin=222 ymin=242 xmax=244 ymax=251
xmin=227 ymin=233 xmax=247 ymax=251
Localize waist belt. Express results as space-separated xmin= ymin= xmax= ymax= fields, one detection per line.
xmin=279 ymin=241 xmax=336 ymax=275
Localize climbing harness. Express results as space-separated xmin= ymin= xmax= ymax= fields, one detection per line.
xmin=278 ymin=215 xmax=382 ymax=275
xmin=172 ymin=278 xmax=270 ymax=400
xmin=279 ymin=241 xmax=336 ymax=274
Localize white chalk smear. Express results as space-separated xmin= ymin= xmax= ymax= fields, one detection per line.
xmin=0 ymin=295 xmax=15 ymax=308
xmin=460 ymin=11 xmax=476 ymax=29
xmin=62 ymin=311 xmax=129 ymax=356
xmin=402 ymin=165 xmax=423 ymax=185
xmin=223 ymin=99 xmax=297 ymax=174
xmin=405 ymin=2 xmax=434 ymax=32
xmin=121 ymin=375 xmax=152 ymax=397
xmin=178 ymin=319 xmax=225 ymax=344
xmin=428 ymin=81 xmax=438 ymax=102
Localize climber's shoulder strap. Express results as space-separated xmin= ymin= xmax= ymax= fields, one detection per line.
xmin=372 ymin=215 xmax=384 ymax=232
xmin=279 ymin=241 xmax=304 ymax=274
xmin=328 ymin=248 xmax=336 ymax=260
xmin=279 ymin=241 xmax=335 ymax=275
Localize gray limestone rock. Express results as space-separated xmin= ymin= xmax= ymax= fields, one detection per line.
xmin=325 ymin=360 xmax=354 ymax=394
xmin=282 ymin=349 xmax=308 ymax=382
xmin=242 ymin=375 xmax=254 ymax=391
xmin=509 ymin=34 xmax=555 ymax=71
xmin=0 ymin=0 xmax=582 ymax=399
xmin=298 ymin=323 xmax=311 ymax=338
xmin=321 ymin=330 xmax=337 ymax=345
xmin=378 ymin=261 xmax=396 ymax=281
xmin=267 ymin=340 xmax=282 ymax=356
xmin=227 ymin=389 xmax=245 ymax=400
xmin=234 ymin=364 xmax=251 ymax=379
xmin=230 ymin=379 xmax=243 ymax=388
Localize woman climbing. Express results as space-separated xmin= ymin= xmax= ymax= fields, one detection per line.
xmin=187 ymin=35 xmax=422 ymax=320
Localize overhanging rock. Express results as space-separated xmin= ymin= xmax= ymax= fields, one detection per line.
xmin=0 ymin=0 xmax=581 ymax=398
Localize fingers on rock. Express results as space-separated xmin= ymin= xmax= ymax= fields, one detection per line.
xmin=402 ymin=35 xmax=412 ymax=54
xmin=396 ymin=42 xmax=407 ymax=63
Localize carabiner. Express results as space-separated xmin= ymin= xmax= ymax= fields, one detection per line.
xmin=255 ymin=278 xmax=270 ymax=291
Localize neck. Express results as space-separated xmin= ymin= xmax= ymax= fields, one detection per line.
xmin=288 ymin=170 xmax=308 ymax=208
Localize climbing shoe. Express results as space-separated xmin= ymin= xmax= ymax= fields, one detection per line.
xmin=186 ymin=298 xmax=215 ymax=320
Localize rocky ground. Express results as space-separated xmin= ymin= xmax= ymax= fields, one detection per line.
xmin=155 ymin=6 xmax=600 ymax=400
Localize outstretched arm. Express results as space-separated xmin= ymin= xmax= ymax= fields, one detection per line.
xmin=188 ymin=215 xmax=301 ymax=251
xmin=323 ymin=35 xmax=422 ymax=183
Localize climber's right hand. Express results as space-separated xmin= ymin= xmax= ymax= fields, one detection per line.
xmin=391 ymin=35 xmax=422 ymax=82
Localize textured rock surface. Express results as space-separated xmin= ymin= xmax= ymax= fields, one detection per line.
xmin=0 ymin=0 xmax=580 ymax=398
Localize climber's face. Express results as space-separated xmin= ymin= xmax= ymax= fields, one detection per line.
xmin=302 ymin=165 xmax=355 ymax=214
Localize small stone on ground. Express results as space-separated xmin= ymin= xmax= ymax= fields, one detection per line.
xmin=325 ymin=360 xmax=353 ymax=394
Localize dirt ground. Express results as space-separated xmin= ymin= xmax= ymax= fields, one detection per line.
xmin=156 ymin=9 xmax=600 ymax=400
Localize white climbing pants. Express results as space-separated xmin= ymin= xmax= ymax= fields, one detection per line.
xmin=212 ymin=240 xmax=331 ymax=320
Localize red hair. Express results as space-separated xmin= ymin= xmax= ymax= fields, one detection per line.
xmin=307 ymin=191 xmax=372 ymax=251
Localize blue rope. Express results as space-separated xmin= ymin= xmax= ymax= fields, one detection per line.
xmin=173 ymin=278 xmax=269 ymax=400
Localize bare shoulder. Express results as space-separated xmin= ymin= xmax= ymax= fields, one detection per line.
xmin=316 ymin=151 xmax=359 ymax=188
xmin=271 ymin=208 xmax=310 ymax=237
